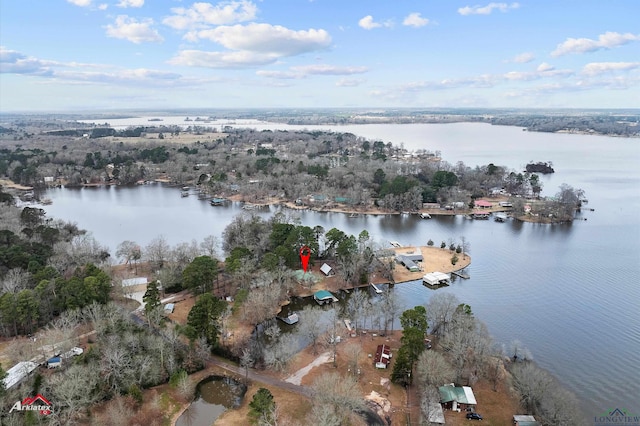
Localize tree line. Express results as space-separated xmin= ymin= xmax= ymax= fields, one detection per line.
xmin=1 ymin=119 xmax=584 ymax=217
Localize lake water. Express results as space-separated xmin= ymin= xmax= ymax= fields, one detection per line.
xmin=44 ymin=120 xmax=640 ymax=416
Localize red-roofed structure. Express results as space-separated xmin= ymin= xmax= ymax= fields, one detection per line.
xmin=474 ymin=200 xmax=493 ymax=208
xmin=374 ymin=344 xmax=392 ymax=369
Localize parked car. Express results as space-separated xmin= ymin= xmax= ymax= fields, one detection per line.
xmin=466 ymin=412 xmax=483 ymax=420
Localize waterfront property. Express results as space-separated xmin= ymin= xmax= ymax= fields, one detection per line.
xmin=210 ymin=197 xmax=227 ymax=206
xmin=422 ymin=272 xmax=451 ymax=286
xmin=494 ymin=212 xmax=508 ymax=222
xmin=439 ymin=384 xmax=477 ymax=411
xmin=396 ymin=248 xmax=424 ymax=272
xmin=472 ymin=211 xmax=491 ymax=219
xmin=313 ymin=290 xmax=338 ymax=305
xmin=474 ymin=200 xmax=493 ymax=209
xmin=397 ymin=254 xmax=421 ymax=272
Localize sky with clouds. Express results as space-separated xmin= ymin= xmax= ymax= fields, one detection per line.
xmin=1 ymin=0 xmax=638 ymax=111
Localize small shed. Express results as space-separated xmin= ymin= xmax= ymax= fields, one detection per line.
xmin=164 ymin=303 xmax=175 ymax=314
xmin=277 ymin=313 xmax=299 ymax=325
xmin=426 ymin=402 xmax=446 ymax=424
xmin=320 ymin=263 xmax=334 ymax=276
xmin=513 ymin=415 xmax=540 ymax=426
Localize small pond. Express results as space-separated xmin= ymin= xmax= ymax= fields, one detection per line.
xmin=175 ymin=376 xmax=247 ymax=426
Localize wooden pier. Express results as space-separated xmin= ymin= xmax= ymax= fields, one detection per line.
xmin=451 ymin=270 xmax=470 ymax=279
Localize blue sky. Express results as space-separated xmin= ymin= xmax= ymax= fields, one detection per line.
xmin=1 ymin=0 xmax=638 ymax=111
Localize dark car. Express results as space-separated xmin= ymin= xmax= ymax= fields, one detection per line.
xmin=466 ymin=412 xmax=483 ymax=420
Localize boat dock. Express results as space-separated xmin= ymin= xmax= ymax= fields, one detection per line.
xmin=370 ymin=282 xmax=383 ymax=294
xmin=277 ymin=313 xmax=299 ymax=325
xmin=451 ymin=270 xmax=470 ymax=279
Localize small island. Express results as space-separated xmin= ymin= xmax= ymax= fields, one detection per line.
xmin=525 ymin=161 xmax=555 ymax=174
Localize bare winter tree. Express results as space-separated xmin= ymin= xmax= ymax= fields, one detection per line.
xmin=310 ymin=372 xmax=365 ymax=424
xmin=487 ymin=356 xmax=506 ymax=392
xmin=45 ymin=364 xmax=104 ymax=423
xmin=200 ymin=234 xmax=220 ymax=259
xmin=343 ymin=342 xmax=362 ymax=378
xmin=415 ymin=350 xmax=455 ymax=389
xmin=0 ymin=268 xmax=29 ymax=294
xmin=263 ymin=331 xmax=298 ymax=372
xmin=345 ymin=288 xmax=369 ymax=331
xmin=426 ymin=293 xmax=460 ymax=337
xmin=379 ymin=287 xmax=402 ymax=334
xmin=510 ymin=361 xmax=553 ymax=414
xmin=298 ymin=305 xmax=328 ymax=355
xmin=145 ymin=235 xmax=171 ymax=268
xmin=116 ymin=240 xmax=141 ymax=269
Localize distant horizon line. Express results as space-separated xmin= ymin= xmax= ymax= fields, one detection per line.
xmin=1 ymin=106 xmax=639 ymax=115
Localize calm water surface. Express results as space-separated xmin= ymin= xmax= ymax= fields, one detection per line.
xmin=44 ymin=121 xmax=640 ymax=415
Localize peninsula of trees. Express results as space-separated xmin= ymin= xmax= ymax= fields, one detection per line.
xmin=1 ymin=113 xmax=588 ymax=222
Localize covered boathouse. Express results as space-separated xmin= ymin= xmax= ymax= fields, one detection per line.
xmin=313 ymin=290 xmax=338 ymax=305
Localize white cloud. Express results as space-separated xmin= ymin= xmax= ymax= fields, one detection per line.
xmin=359 ymin=16 xmax=380 ymax=30
xmin=551 ymin=31 xmax=640 ymax=57
xmin=56 ymin=68 xmax=183 ymax=85
xmin=163 ymin=1 xmax=258 ymax=30
xmin=511 ymin=52 xmax=535 ymax=63
xmin=0 ymin=47 xmax=191 ymax=87
xmin=336 ymin=78 xmax=364 ymax=87
xmin=105 ymin=16 xmax=164 ymax=44
xmin=458 ymin=2 xmax=520 ymax=16
xmin=536 ymin=62 xmax=554 ymax=72
xmin=117 ymin=0 xmax=144 ymax=8
xmin=503 ymin=63 xmax=572 ymax=81
xmin=256 ymin=70 xmax=300 ymax=79
xmin=582 ymin=62 xmax=640 ymax=76
xmin=403 ymin=13 xmax=429 ymax=28
xmin=169 ymin=49 xmax=278 ymax=68
xmin=256 ymin=64 xmax=368 ymax=79
xmin=186 ymin=23 xmax=331 ymax=57
xmin=290 ymin=64 xmax=368 ymax=75
xmin=98 ymin=3 xmax=108 ymax=10
xmin=67 ymin=0 xmax=92 ymax=7
xmin=0 ymin=47 xmax=53 ymax=75
xmin=358 ymin=15 xmax=392 ymax=30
